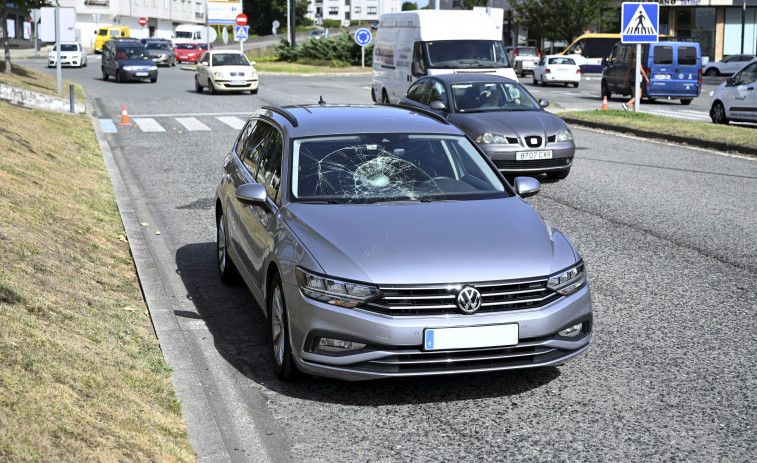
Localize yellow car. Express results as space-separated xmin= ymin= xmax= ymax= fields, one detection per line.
xmin=94 ymin=26 xmax=130 ymax=53
xmin=194 ymin=51 xmax=259 ymax=94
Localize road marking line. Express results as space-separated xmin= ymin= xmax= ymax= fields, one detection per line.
xmin=127 ymin=111 xmax=252 ymax=118
xmin=99 ymin=119 xmax=118 ymax=133
xmin=216 ymin=116 xmax=246 ymax=130
xmin=133 ymin=118 xmax=166 ymax=132
xmin=176 ymin=117 xmax=211 ymax=131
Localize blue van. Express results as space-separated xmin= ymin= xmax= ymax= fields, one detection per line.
xmin=601 ymin=40 xmax=702 ymax=105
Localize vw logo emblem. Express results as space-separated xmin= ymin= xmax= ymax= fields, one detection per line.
xmin=457 ymin=286 xmax=482 ymax=315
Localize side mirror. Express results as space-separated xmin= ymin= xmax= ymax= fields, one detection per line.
xmin=726 ymin=76 xmax=735 ymax=86
xmin=429 ymin=100 xmax=447 ymax=111
xmin=539 ymin=98 xmax=549 ymax=108
xmin=235 ymin=183 xmax=268 ymax=204
xmin=601 ymin=58 xmax=608 ymax=67
xmin=513 ymin=176 xmax=541 ymax=198
xmin=411 ymin=62 xmax=426 ymax=77
xmin=249 ymin=61 xmax=256 ymax=66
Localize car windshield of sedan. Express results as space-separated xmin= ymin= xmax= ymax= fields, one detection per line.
xmin=176 ymin=43 xmax=198 ymax=50
xmin=425 ymin=40 xmax=510 ymax=68
xmin=147 ymin=42 xmax=172 ymax=50
xmin=212 ymin=53 xmax=249 ymax=66
xmin=54 ymin=44 xmax=79 ymax=52
xmin=451 ymin=82 xmax=541 ymax=113
xmin=291 ymin=134 xmax=508 ymax=203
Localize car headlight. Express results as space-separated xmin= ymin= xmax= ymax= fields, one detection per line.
xmin=148 ymin=66 xmax=157 ymax=71
xmin=555 ymin=129 xmax=574 ymax=142
xmin=296 ymin=267 xmax=381 ymax=308
xmin=122 ymin=66 xmax=138 ymax=71
xmin=214 ymin=71 xmax=226 ymax=78
xmin=250 ymin=71 xmax=257 ymax=78
xmin=547 ymin=261 xmax=586 ymax=296
xmin=475 ymin=132 xmax=509 ymax=144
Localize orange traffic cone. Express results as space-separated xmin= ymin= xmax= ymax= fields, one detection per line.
xmin=601 ymin=96 xmax=608 ymax=111
xmin=119 ymin=105 xmax=130 ymax=126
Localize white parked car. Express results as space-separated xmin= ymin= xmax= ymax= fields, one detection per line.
xmin=48 ymin=42 xmax=87 ymax=68
xmin=709 ymin=58 xmax=757 ymax=125
xmin=532 ymin=55 xmax=580 ymax=88
xmin=703 ymin=54 xmax=756 ymax=77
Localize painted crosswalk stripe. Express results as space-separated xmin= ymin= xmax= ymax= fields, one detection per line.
xmin=176 ymin=117 xmax=211 ymax=131
xmin=133 ymin=118 xmax=166 ymax=132
xmin=216 ymin=116 xmax=246 ymax=130
xmin=99 ymin=119 xmax=118 ymax=133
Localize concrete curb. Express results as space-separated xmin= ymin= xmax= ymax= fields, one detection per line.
xmin=561 ymin=116 xmax=757 ymax=157
xmin=0 ymin=82 xmax=86 ymax=114
xmin=89 ymin=102 xmax=234 ymax=462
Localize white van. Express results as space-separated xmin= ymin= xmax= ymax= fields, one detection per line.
xmin=172 ymin=24 xmax=217 ymax=46
xmin=372 ymin=10 xmax=517 ymax=104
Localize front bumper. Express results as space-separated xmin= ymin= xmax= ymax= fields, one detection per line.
xmin=284 ymin=280 xmax=592 ymax=381
xmin=120 ymin=69 xmax=158 ymax=81
xmin=210 ymin=78 xmax=259 ymax=92
xmin=48 ymin=56 xmax=83 ymax=67
xmin=481 ymin=142 xmax=575 ymax=175
xmin=150 ymin=54 xmax=173 ymax=65
xmin=176 ymin=54 xmax=199 ymax=63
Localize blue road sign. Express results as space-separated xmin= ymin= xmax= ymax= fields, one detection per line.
xmin=354 ymin=28 xmax=372 ymax=47
xmin=621 ymin=2 xmax=659 ymax=43
xmin=234 ymin=25 xmax=248 ymax=40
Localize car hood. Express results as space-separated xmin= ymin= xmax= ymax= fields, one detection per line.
xmin=282 ymin=198 xmax=578 ymax=285
xmin=148 ymin=50 xmax=172 ymax=55
xmin=212 ymin=65 xmax=256 ymax=74
xmin=450 ymin=110 xmax=568 ymax=138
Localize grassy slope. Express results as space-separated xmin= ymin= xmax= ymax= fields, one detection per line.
xmin=0 ymin=101 xmax=195 ymax=461
xmin=0 ymin=59 xmax=86 ymax=102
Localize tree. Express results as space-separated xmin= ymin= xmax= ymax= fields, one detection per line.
xmin=402 ymin=2 xmax=417 ymax=11
xmin=243 ymin=0 xmax=310 ymax=38
xmin=461 ymin=0 xmax=489 ymax=9
xmin=2 ymin=0 xmax=50 ymax=74
xmin=510 ymin=0 xmax=609 ymax=45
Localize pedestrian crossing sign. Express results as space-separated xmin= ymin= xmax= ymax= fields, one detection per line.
xmin=621 ymin=2 xmax=659 ymax=43
xmin=234 ymin=25 xmax=249 ymax=40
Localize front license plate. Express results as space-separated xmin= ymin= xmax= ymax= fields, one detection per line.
xmin=516 ymin=150 xmax=553 ymax=161
xmin=424 ymin=324 xmax=518 ymax=351
xmin=656 ymin=74 xmax=670 ymax=80
xmin=229 ymin=80 xmax=246 ymax=86
xmin=135 ymin=72 xmax=148 ymax=76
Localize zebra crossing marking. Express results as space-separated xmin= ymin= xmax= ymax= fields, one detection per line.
xmin=216 ymin=116 xmax=246 ymax=130
xmin=132 ymin=118 xmax=166 ymax=132
xmin=176 ymin=117 xmax=211 ymax=131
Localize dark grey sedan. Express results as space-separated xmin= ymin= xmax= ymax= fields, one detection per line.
xmin=399 ymin=74 xmax=575 ymax=180
xmin=145 ymin=41 xmax=176 ymax=67
xmin=215 ymin=104 xmax=592 ymax=381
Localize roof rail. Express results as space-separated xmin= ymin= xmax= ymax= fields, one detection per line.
xmin=261 ymin=105 xmax=298 ymax=127
xmin=376 ymin=102 xmax=450 ymax=126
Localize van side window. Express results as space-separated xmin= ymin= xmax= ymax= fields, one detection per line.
xmin=653 ymin=46 xmax=673 ymax=65
xmin=678 ymin=47 xmax=697 ymax=66
xmin=619 ymin=45 xmax=632 ymax=65
xmin=413 ymin=42 xmax=426 ymax=73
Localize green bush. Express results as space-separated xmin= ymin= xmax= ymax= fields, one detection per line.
xmin=275 ymin=31 xmax=374 ymax=66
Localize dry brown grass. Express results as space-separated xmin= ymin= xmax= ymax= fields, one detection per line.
xmin=0 ymin=101 xmax=195 ymax=461
xmin=0 ymin=58 xmax=86 ymax=101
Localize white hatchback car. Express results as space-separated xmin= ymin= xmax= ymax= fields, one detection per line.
xmin=48 ymin=42 xmax=87 ymax=68
xmin=532 ymin=55 xmax=581 ymax=88
xmin=709 ymin=58 xmax=757 ymax=125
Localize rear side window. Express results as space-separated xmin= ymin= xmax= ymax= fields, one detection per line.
xmin=678 ymin=47 xmax=697 ymax=65
xmin=653 ymin=46 xmax=673 ymax=64
xmin=406 ymin=81 xmax=428 ymax=102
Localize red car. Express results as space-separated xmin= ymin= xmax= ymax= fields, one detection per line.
xmin=174 ymin=43 xmax=201 ymax=63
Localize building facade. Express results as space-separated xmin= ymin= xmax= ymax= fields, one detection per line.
xmin=307 ymin=0 xmax=402 ymax=24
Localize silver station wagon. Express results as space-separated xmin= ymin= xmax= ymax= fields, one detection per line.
xmin=215 ymin=104 xmax=592 ymax=381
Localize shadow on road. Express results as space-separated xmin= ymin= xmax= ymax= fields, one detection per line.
xmin=174 ymin=241 xmax=562 ymax=405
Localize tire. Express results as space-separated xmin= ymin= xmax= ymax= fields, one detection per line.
xmin=601 ymin=80 xmax=611 ymax=100
xmin=216 ymin=211 xmax=240 ymax=284
xmin=171 ymin=58 xmax=176 ymax=67
xmin=680 ymin=99 xmax=692 ymax=105
xmin=371 ymin=87 xmax=377 ymax=103
xmin=710 ymin=101 xmax=729 ymax=125
xmin=705 ymin=68 xmax=718 ymax=77
xmin=547 ymin=168 xmax=571 ymax=180
xmin=116 ymin=70 xmax=123 ymax=83
xmin=195 ymin=76 xmax=203 ymax=93
xmin=251 ymin=88 xmax=258 ymax=95
xmin=269 ymin=274 xmax=299 ymax=381
xmin=102 ymin=68 xmax=109 ymax=81
xmin=150 ymin=76 xmax=157 ymax=83
xmin=208 ymin=80 xmax=216 ymax=95
xmin=540 ymin=75 xmax=546 ymax=87
xmin=573 ymin=81 xmax=579 ymax=88
xmin=381 ymin=89 xmax=390 ymax=104
xmin=532 ymin=74 xmax=537 ymax=85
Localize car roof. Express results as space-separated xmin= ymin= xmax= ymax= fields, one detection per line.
xmin=256 ymin=104 xmax=463 ymax=138
xmin=423 ymin=74 xmax=519 ymax=85
xmin=205 ymin=50 xmax=243 ymax=55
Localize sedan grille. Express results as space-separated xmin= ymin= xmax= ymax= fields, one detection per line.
xmin=230 ymin=72 xmax=245 ymax=77
xmin=524 ymin=136 xmax=543 ymax=148
xmin=494 ymin=158 xmax=571 ymax=170
xmin=363 ymin=278 xmax=560 ymax=316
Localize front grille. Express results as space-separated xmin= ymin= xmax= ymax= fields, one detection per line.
xmin=352 ymin=344 xmax=569 ymax=374
xmin=230 ymin=72 xmax=245 ymax=77
xmin=363 ymin=278 xmax=560 ymax=316
xmin=524 ymin=135 xmax=543 ymax=148
xmin=494 ymin=157 xmax=571 ymax=170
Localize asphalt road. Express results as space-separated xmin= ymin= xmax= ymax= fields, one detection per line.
xmin=29 ymin=58 xmax=757 ymax=462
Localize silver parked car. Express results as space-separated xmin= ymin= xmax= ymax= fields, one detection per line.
xmin=215 ymin=104 xmax=592 ymax=381
xmin=400 ymin=74 xmax=575 ymax=180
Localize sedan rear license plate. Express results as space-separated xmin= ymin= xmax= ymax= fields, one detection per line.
xmin=135 ymin=72 xmax=148 ymax=76
xmin=229 ymin=80 xmax=247 ymax=86
xmin=424 ymin=324 xmax=518 ymax=351
xmin=656 ymin=74 xmax=670 ymax=80
xmin=516 ymin=150 xmax=553 ymax=160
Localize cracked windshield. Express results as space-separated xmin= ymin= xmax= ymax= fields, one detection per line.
xmin=292 ymin=134 xmax=508 ymax=203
